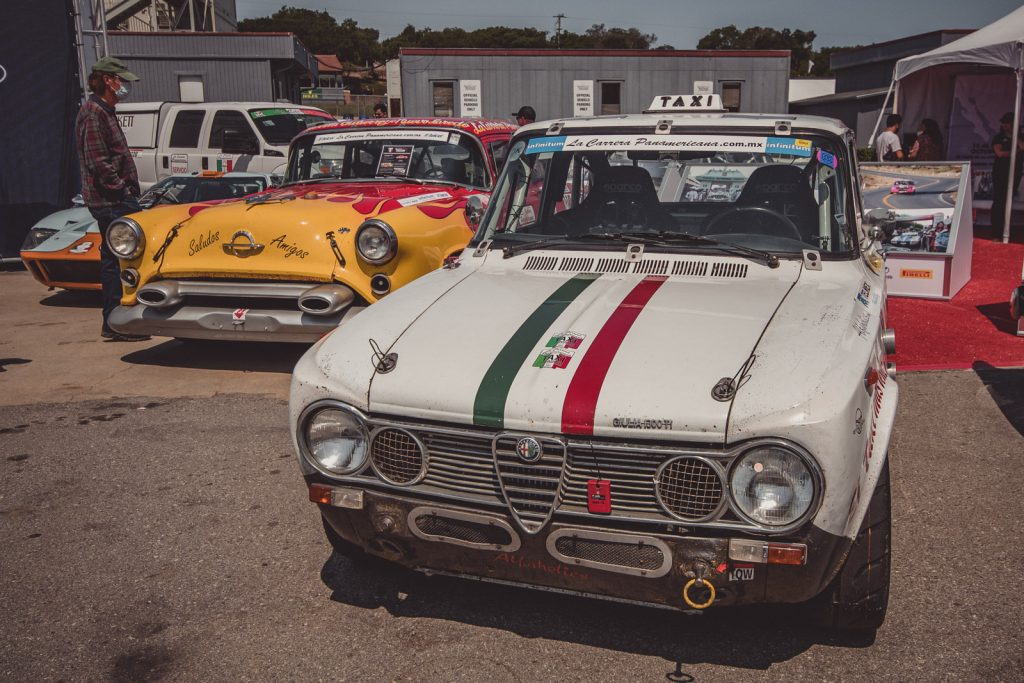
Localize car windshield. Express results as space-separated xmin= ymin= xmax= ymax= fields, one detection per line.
xmin=248 ymin=108 xmax=335 ymax=145
xmin=287 ymin=128 xmax=489 ymax=188
xmin=140 ymin=175 xmax=269 ymax=205
xmin=478 ymin=131 xmax=856 ymax=255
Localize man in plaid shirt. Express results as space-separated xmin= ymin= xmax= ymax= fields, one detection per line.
xmin=76 ymin=56 xmax=148 ymax=341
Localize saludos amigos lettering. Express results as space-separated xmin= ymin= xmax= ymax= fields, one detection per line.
xmin=270 ymin=234 xmax=309 ymax=259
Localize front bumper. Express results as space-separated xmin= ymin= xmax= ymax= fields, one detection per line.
xmin=109 ymin=279 xmax=365 ymax=342
xmin=21 ymin=254 xmax=101 ymax=290
xmin=312 ymin=484 xmax=851 ymax=611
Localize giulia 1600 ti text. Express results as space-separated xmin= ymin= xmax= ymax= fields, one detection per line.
xmin=290 ymin=95 xmax=899 ymax=632
xmin=105 ymin=117 xmax=517 ymax=342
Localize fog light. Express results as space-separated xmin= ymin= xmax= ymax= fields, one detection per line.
xmin=370 ymin=273 xmax=391 ymax=296
xmin=120 ymin=268 xmax=139 ymax=288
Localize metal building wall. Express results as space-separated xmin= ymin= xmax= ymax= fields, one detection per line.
xmin=111 ymin=57 xmax=273 ymax=102
xmin=106 ymin=33 xmax=316 ymax=103
xmin=399 ymin=51 xmax=791 ymax=120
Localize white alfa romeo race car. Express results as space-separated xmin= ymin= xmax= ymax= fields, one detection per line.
xmin=290 ymin=95 xmax=899 ymax=632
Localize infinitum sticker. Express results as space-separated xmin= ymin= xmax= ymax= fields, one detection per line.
xmin=765 ymin=137 xmax=814 ymax=157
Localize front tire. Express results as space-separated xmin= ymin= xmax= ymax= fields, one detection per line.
xmin=812 ymin=457 xmax=892 ymax=633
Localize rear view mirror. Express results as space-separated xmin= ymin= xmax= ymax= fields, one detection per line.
xmin=222 ymin=129 xmax=259 ymax=155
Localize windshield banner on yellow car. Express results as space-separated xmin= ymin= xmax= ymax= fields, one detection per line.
xmin=524 ymin=135 xmax=814 ymax=156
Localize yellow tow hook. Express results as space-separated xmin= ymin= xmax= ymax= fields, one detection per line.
xmin=682 ymin=565 xmax=716 ymax=610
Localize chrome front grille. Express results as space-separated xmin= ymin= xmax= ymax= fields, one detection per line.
xmin=561 ymin=446 xmax=663 ymax=515
xmin=360 ymin=419 xmax=760 ymax=531
xmin=493 ymin=435 xmax=566 ymax=534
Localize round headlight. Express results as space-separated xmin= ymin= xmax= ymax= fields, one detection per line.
xmin=106 ymin=217 xmax=144 ymax=259
xmin=355 ymin=220 xmax=397 ymax=265
xmin=730 ymin=445 xmax=816 ymax=527
xmin=302 ymin=405 xmax=369 ymax=475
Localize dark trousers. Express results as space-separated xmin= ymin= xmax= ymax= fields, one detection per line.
xmin=89 ymin=197 xmax=140 ymax=327
xmin=991 ymin=164 xmax=1023 ymax=232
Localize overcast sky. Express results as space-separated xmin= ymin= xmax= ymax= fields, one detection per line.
xmin=236 ymin=0 xmax=1021 ymax=48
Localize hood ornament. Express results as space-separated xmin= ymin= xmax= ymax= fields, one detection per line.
xmin=223 ymin=230 xmax=264 ymax=258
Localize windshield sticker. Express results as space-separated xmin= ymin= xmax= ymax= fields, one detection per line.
xmin=517 ymin=204 xmax=536 ymax=226
xmin=396 ymin=191 xmax=451 ymax=207
xmin=525 ymin=135 xmax=815 ymax=155
xmin=765 ymin=137 xmax=813 ymax=157
xmin=377 ymin=144 xmax=414 ymax=177
xmin=315 ymin=129 xmax=450 ymax=144
xmin=525 ymin=136 xmax=567 ymax=154
xmin=449 ymin=132 xmax=461 ymax=144
xmin=817 ymin=149 xmax=838 ymax=168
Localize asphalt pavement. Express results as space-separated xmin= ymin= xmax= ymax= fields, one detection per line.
xmin=2 ymin=268 xmax=1023 ymax=681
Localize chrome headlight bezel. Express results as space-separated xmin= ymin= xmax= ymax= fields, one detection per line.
xmin=727 ymin=440 xmax=822 ymax=530
xmin=355 ymin=219 xmax=397 ymax=265
xmin=298 ymin=401 xmax=371 ymax=478
xmin=106 ymin=217 xmax=144 ymax=260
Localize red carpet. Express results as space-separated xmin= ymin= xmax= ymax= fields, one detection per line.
xmin=888 ymin=232 xmax=1024 ymax=371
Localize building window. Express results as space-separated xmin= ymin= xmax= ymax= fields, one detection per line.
xmin=432 ymin=81 xmax=455 ymax=117
xmin=600 ymin=82 xmax=622 ymax=115
xmin=721 ymin=82 xmax=742 ymax=112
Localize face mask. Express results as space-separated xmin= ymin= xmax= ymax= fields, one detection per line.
xmin=114 ymin=80 xmax=129 ymax=99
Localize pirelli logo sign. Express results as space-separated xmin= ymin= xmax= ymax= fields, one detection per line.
xmin=900 ymin=268 xmax=934 ymax=280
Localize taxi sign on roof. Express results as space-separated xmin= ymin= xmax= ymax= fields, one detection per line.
xmin=645 ymin=94 xmax=725 ymax=113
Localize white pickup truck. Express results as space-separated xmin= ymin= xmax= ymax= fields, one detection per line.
xmin=117 ymin=101 xmax=334 ymax=189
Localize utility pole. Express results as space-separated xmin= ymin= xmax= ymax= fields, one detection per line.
xmin=553 ymin=13 xmax=565 ymax=49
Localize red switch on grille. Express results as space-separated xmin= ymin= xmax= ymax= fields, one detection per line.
xmin=587 ymin=479 xmax=611 ymax=514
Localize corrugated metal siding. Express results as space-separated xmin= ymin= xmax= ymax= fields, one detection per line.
xmin=110 ymin=33 xmax=298 ymax=59
xmin=400 ymin=53 xmax=790 ymax=119
xmin=121 ymin=58 xmax=273 ymax=102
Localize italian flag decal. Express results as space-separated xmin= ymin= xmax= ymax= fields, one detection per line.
xmin=472 ymin=274 xmax=667 ymax=434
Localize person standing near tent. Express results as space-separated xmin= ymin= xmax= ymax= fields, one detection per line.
xmin=990 ymin=111 xmax=1024 ymax=234
xmin=875 ymin=114 xmax=904 ymax=161
xmin=908 ymin=118 xmax=943 ymax=161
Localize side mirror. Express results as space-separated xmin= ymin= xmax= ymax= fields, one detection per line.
xmin=863 ymin=207 xmax=893 ymax=226
xmin=867 ymin=225 xmax=886 ymax=243
xmin=222 ymin=129 xmax=259 ymax=155
xmin=465 ymin=194 xmax=489 ymax=230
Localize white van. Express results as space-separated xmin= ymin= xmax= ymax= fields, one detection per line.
xmin=116 ymin=102 xmax=334 ymax=189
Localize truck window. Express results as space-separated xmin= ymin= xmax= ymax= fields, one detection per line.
xmin=208 ymin=110 xmax=258 ymax=150
xmin=169 ymin=110 xmax=206 ymax=148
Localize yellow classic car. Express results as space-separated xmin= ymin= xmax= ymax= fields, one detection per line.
xmin=105 ymin=117 xmax=517 ymax=342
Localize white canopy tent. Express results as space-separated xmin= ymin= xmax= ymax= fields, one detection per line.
xmin=878 ymin=7 xmax=1024 ymax=242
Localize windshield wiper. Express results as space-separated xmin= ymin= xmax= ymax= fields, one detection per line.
xmin=497 ymin=230 xmax=779 ymax=267
xmin=582 ymin=231 xmax=780 ymax=268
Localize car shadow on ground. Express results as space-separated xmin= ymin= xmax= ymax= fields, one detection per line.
xmin=973 ymin=361 xmax=1024 ymax=438
xmin=38 ymin=290 xmax=102 ymax=308
xmin=320 ymin=553 xmax=874 ymax=673
xmin=976 ymin=302 xmax=1019 ymax=335
xmin=120 ymin=339 xmax=306 ymax=373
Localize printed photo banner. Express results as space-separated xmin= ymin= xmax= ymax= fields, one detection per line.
xmin=525 ymin=134 xmax=814 ymax=156
xmin=315 ymin=129 xmax=452 ymax=144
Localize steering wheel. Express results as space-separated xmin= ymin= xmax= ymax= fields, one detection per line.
xmin=703 ymin=206 xmax=803 ymax=241
xmin=422 ymin=167 xmax=447 ymax=179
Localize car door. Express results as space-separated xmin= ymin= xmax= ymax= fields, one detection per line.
xmin=204 ymin=108 xmax=261 ymax=173
xmin=482 ymin=134 xmax=512 ymax=187
xmin=162 ymin=108 xmax=207 ymax=181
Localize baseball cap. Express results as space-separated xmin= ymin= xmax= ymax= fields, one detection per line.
xmin=512 ymin=106 xmax=536 ymax=120
xmin=91 ymin=56 xmax=139 ymax=81
xmin=1001 ymin=111 xmax=1015 ymax=124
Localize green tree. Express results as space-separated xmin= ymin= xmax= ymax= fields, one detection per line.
xmin=559 ymin=24 xmax=658 ymax=49
xmin=697 ymin=25 xmax=817 ymax=76
xmin=239 ymin=7 xmax=381 ymax=70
